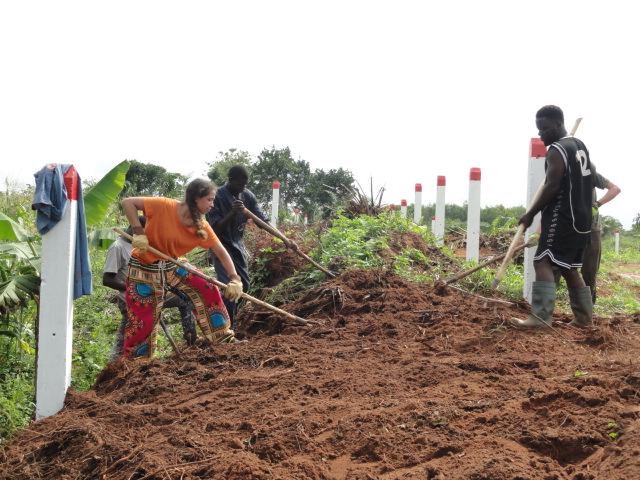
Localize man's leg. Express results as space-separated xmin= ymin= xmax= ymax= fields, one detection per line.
xmin=581 ymin=230 xmax=601 ymax=305
xmin=214 ymin=250 xmax=250 ymax=329
xmin=109 ymin=299 xmax=128 ymax=362
xmin=164 ymin=291 xmax=198 ymax=346
xmin=213 ymin=257 xmax=235 ymax=325
xmin=561 ymin=267 xmax=593 ymax=328
xmin=511 ymin=256 xmax=557 ymax=328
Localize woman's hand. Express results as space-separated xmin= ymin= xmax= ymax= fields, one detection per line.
xmin=224 ymin=280 xmax=243 ymax=302
xmin=132 ymin=234 xmax=149 ymax=254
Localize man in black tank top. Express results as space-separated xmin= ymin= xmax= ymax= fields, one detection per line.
xmin=511 ymin=105 xmax=594 ymax=329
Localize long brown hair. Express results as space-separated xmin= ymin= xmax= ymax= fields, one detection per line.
xmin=184 ymin=179 xmax=215 ymax=240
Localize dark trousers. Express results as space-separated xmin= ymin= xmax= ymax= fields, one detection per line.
xmin=213 ymin=248 xmax=250 ymax=329
xmin=581 ymin=230 xmax=601 ymax=305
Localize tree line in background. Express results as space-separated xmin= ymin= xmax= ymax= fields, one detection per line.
xmin=119 ymin=147 xmax=355 ymax=221
xmin=117 ymin=152 xmax=628 ymax=236
xmin=206 ymin=146 xmax=355 ymax=220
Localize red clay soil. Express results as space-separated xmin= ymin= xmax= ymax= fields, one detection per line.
xmin=3 ymin=268 xmax=640 ymax=480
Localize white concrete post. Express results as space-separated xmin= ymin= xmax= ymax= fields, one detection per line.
xmin=413 ymin=184 xmax=422 ymax=224
xmin=434 ymin=176 xmax=446 ymax=245
xmin=466 ymin=168 xmax=481 ymax=262
xmin=615 ymin=229 xmax=620 ymax=255
xmin=400 ymin=199 xmax=407 ymax=219
xmin=294 ymin=209 xmax=299 ymax=224
xmin=271 ymin=181 xmax=280 ymax=226
xmin=431 ymin=216 xmax=435 ymax=233
xmin=304 ymin=213 xmax=308 ymax=226
xmin=390 ymin=204 xmax=396 ymax=216
xmin=35 ymin=166 xmax=78 ymax=420
xmin=523 ymin=138 xmax=547 ymax=303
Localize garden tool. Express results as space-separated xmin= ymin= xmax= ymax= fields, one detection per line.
xmin=241 ymin=207 xmax=336 ymax=278
xmin=444 ymin=235 xmax=538 ymax=285
xmin=114 ymin=228 xmax=319 ymax=327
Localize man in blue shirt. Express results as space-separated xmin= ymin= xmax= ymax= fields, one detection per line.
xmin=206 ymin=165 xmax=271 ymax=327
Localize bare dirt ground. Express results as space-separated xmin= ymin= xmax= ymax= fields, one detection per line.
xmin=2 ymin=231 xmax=640 ymax=480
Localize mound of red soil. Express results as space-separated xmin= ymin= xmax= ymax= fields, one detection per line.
xmin=3 ymin=269 xmax=640 ymax=480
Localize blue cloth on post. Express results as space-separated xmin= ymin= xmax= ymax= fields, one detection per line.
xmin=73 ymin=172 xmax=92 ymax=299
xmin=32 ymin=164 xmax=69 ymax=235
xmin=32 ymin=164 xmax=93 ymax=299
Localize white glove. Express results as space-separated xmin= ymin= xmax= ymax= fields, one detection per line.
xmin=132 ymin=234 xmax=149 ymax=254
xmin=224 ymin=280 xmax=243 ymax=303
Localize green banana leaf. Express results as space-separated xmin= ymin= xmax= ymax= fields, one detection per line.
xmin=0 ymin=274 xmax=41 ymax=308
xmin=87 ymin=228 xmax=118 ymax=250
xmin=83 ymin=160 xmax=130 ymax=228
xmin=0 ymin=212 xmax=31 ymax=242
xmin=0 ymin=242 xmax=40 ymax=260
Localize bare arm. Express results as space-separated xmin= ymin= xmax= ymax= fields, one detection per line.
xmin=210 ymin=242 xmax=242 ymax=283
xmin=596 ymin=180 xmax=621 ymax=208
xmin=121 ymin=197 xmax=146 ymax=235
xmin=519 ymin=148 xmax=566 ymax=229
xmin=103 ymin=272 xmax=125 ymax=291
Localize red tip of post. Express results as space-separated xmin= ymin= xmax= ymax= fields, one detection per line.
xmin=437 ymin=176 xmax=446 ymax=186
xmin=469 ymin=168 xmax=481 ymax=181
xmin=415 ymin=183 xmax=422 ymax=192
xmin=401 ymin=199 xmax=407 ymax=206
xmin=431 ymin=216 xmax=436 ymax=221
xmin=63 ymin=166 xmax=78 ymax=200
xmin=616 ymin=230 xmax=620 ymax=233
xmin=530 ymin=138 xmax=547 ymax=158
xmin=390 ymin=204 xmax=396 ymax=210
xmin=294 ymin=209 xmax=299 ymax=214
xmin=272 ymin=181 xmax=280 ymax=189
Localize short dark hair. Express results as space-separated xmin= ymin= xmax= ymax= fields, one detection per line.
xmin=228 ymin=165 xmax=249 ymax=181
xmin=536 ymin=105 xmax=564 ymax=123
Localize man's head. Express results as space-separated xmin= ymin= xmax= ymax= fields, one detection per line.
xmin=227 ymin=165 xmax=250 ymax=197
xmin=535 ymin=105 xmax=567 ymax=146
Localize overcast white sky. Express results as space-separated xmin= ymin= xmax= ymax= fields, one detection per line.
xmin=1 ymin=1 xmax=638 ymax=228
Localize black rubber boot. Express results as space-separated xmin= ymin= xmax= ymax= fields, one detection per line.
xmin=567 ymin=287 xmax=594 ymax=328
xmin=510 ymin=281 xmax=557 ymax=328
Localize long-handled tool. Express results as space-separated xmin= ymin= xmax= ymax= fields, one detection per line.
xmin=445 ymin=235 xmax=538 ymax=285
xmin=241 ymin=208 xmax=337 ymax=278
xmin=490 ymin=117 xmax=583 ymax=290
xmin=114 ymin=228 xmax=319 ymax=327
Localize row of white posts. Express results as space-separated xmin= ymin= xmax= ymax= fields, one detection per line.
xmin=35 ymin=141 xmax=622 ymax=419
